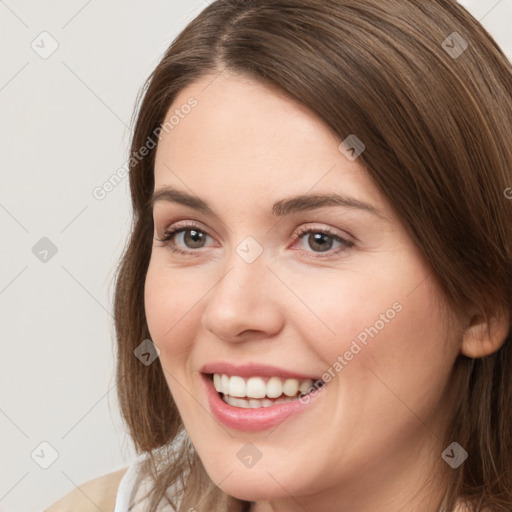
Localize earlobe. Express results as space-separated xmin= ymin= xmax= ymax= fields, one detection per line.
xmin=460 ymin=309 xmax=510 ymax=359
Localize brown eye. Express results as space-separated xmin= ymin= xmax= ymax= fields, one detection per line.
xmin=294 ymin=226 xmax=354 ymax=258
xmin=156 ymin=223 xmax=214 ymax=256
xmin=305 ymin=232 xmax=334 ymax=252
xmin=181 ymin=229 xmax=207 ymax=249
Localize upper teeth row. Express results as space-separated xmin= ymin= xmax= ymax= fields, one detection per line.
xmin=213 ymin=373 xmax=315 ymax=399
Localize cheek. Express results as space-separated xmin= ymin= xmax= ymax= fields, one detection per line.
xmin=144 ymin=264 xmax=203 ymax=415
xmin=301 ymin=259 xmax=456 ymax=394
xmin=327 ymin=278 xmax=456 ymax=428
xmin=144 ymin=261 xmax=202 ymax=359
xmin=286 ymin=265 xmax=406 ymax=364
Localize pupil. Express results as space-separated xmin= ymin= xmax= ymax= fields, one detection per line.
xmin=185 ymin=229 xmax=205 ymax=248
xmin=309 ymin=232 xmax=332 ymax=252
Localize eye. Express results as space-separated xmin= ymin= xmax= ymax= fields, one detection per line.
xmin=155 ymin=221 xmax=355 ymax=259
xmin=154 ymin=222 xmax=214 ymax=256
xmin=292 ymin=226 xmax=354 ymax=258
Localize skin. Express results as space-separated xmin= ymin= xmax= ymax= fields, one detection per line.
xmin=144 ymin=72 xmax=500 ymax=512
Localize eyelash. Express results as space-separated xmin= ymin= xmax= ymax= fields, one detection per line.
xmin=154 ymin=221 xmax=355 ymax=259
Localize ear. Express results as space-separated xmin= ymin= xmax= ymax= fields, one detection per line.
xmin=460 ymin=308 xmax=510 ymax=358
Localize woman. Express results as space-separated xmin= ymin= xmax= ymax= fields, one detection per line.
xmin=46 ymin=0 xmax=512 ymax=511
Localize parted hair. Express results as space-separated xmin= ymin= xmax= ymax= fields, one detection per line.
xmin=113 ymin=1 xmax=512 ymax=510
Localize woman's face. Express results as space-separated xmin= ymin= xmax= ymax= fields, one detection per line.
xmin=145 ymin=72 xmax=462 ymax=511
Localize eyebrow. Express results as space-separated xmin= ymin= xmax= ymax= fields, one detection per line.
xmin=150 ymin=186 xmax=384 ymax=219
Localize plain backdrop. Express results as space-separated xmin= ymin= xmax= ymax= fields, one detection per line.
xmin=0 ymin=1 xmax=510 ymax=511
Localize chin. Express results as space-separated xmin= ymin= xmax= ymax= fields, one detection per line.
xmin=216 ymin=477 xmax=287 ymax=503
xmin=199 ymin=456 xmax=294 ymax=502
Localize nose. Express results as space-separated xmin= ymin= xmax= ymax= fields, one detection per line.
xmin=201 ymin=250 xmax=285 ymax=343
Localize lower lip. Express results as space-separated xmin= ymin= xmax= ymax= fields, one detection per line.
xmin=201 ymin=373 xmax=325 ymax=432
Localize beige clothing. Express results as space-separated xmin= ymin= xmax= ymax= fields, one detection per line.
xmin=44 ymin=467 xmax=128 ymax=512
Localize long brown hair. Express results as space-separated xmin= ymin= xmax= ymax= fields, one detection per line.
xmin=113 ymin=1 xmax=512 ymax=510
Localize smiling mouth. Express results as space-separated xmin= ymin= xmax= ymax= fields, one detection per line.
xmin=207 ymin=373 xmax=325 ymax=409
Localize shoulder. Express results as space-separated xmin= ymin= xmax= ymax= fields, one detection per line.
xmin=44 ymin=467 xmax=128 ymax=512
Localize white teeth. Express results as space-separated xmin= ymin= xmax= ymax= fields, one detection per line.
xmin=246 ymin=377 xmax=267 ymax=399
xmin=228 ymin=376 xmax=246 ymax=397
xmin=226 ymin=397 xmax=248 ymax=408
xmin=212 ymin=373 xmax=321 ymax=400
xmin=213 ymin=374 xmax=222 ymax=392
xmin=282 ymin=378 xmax=299 ymax=397
xmin=221 ymin=374 xmax=230 ymax=395
xmin=299 ymin=379 xmax=314 ymax=395
xmin=223 ymin=395 xmax=297 ymax=408
xmin=266 ymin=377 xmax=282 ymax=398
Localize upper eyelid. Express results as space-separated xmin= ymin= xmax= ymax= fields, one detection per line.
xmin=157 ymin=221 xmax=353 ymax=249
xmin=158 ymin=221 xmax=214 ymax=239
xmin=157 ymin=220 xmax=349 ymax=237
xmin=153 ymin=204 xmax=359 ymax=238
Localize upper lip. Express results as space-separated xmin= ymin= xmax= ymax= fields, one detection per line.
xmin=200 ymin=361 xmax=322 ymax=381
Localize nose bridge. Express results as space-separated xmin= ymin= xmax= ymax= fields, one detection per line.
xmin=216 ymin=233 xmax=269 ymax=297
xmin=202 ymin=236 xmax=283 ymax=339
xmin=210 ymin=239 xmax=269 ymax=311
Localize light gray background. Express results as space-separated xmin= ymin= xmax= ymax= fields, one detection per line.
xmin=0 ymin=1 xmax=510 ymax=511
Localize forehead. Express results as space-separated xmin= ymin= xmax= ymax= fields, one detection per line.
xmin=153 ymin=73 xmax=388 ymax=216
